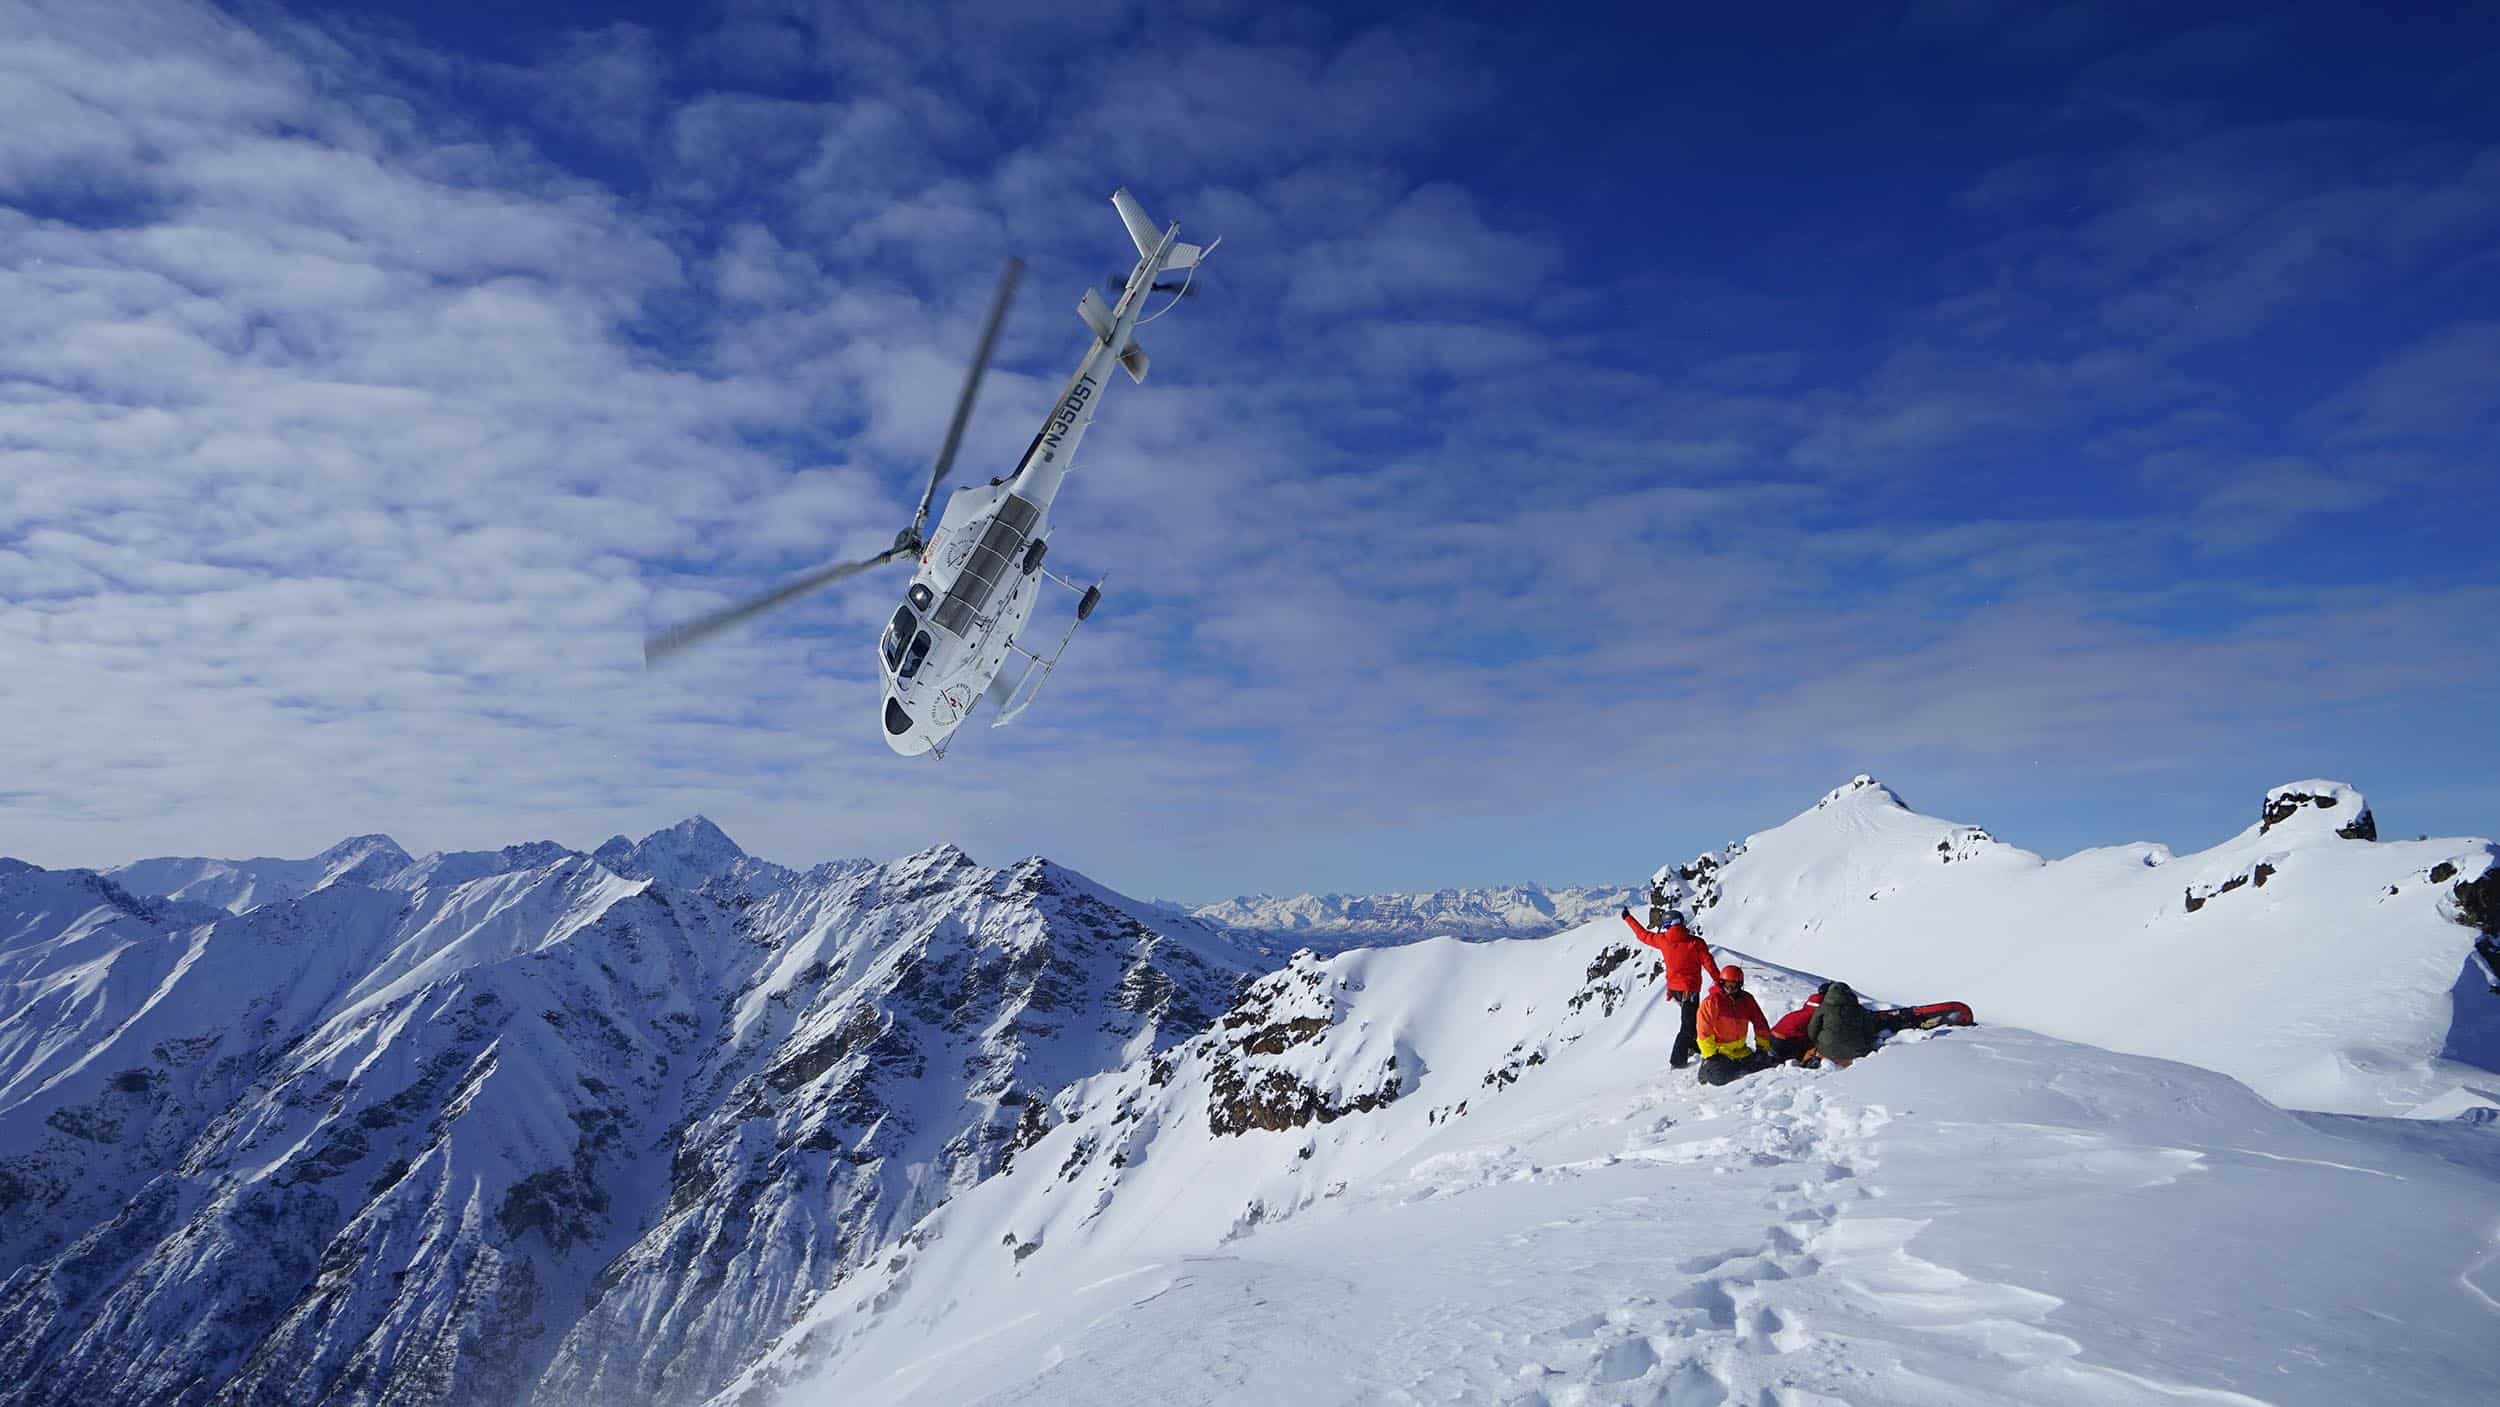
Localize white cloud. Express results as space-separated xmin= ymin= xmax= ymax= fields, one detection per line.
xmin=0 ymin=0 xmax=2494 ymax=904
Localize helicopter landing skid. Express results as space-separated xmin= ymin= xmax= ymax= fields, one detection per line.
xmin=992 ymin=570 xmax=1106 ymax=728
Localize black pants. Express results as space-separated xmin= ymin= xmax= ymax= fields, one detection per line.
xmin=1696 ymin=1048 xmax=1775 ymax=1087
xmin=1669 ymin=990 xmax=1700 ymax=1068
xmin=1769 ymin=1034 xmax=1811 ymax=1064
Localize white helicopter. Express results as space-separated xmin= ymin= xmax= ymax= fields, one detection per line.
xmin=644 ymin=188 xmax=1213 ymax=757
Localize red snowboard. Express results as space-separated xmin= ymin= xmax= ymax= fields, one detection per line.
xmin=1869 ymin=1001 xmax=1975 ymax=1033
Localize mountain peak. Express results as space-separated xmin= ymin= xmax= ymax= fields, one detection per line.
xmin=1813 ymin=774 xmax=1904 ymax=812
xmin=316 ymin=833 xmax=405 ymax=859
xmin=593 ymin=815 xmax=755 ymax=890
xmin=654 ymin=814 xmax=740 ymax=848
xmin=312 ymin=834 xmax=414 ymax=886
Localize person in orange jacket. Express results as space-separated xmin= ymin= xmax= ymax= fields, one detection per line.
xmin=1695 ymin=965 xmax=1777 ymax=1087
xmin=1620 ymin=905 xmax=1722 ymax=1068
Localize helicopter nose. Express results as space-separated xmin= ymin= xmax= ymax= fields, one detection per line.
xmin=882 ymin=694 xmax=936 ymax=755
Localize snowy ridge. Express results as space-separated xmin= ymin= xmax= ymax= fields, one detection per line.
xmin=0 ymin=826 xmax=1255 ymax=1407
xmin=719 ymin=914 xmax=2500 ymax=1406
xmin=1660 ymin=775 xmax=2499 ymax=1116
xmin=104 ymin=833 xmax=415 ymax=915
xmin=1187 ymin=882 xmax=1643 ymax=954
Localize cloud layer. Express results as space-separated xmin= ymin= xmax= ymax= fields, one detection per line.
xmin=3 ymin=0 xmax=2494 ymax=897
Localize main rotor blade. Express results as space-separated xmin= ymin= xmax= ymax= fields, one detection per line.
xmin=642 ymin=547 xmax=907 ymax=667
xmin=911 ymin=257 xmax=1024 ymax=540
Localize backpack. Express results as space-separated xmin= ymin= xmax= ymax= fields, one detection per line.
xmin=1811 ymin=982 xmax=1877 ymax=1061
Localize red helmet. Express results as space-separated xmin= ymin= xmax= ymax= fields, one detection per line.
xmin=1720 ymin=965 xmax=1744 ymax=984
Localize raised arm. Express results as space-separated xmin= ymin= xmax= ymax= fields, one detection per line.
xmin=1620 ymin=909 xmax=1672 ymax=957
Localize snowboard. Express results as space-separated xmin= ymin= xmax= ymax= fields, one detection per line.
xmin=1869 ymin=1001 xmax=1975 ymax=1033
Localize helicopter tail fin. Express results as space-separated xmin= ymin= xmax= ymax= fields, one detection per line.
xmin=1078 ymin=287 xmax=1116 ymax=344
xmin=1111 ymin=188 xmax=1203 ymax=272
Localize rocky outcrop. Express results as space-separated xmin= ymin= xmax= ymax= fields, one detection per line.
xmin=2260 ymin=781 xmax=2375 ymax=841
xmin=1204 ymin=959 xmax=1400 ymax=1136
xmin=2452 ymin=859 xmax=2500 ymax=935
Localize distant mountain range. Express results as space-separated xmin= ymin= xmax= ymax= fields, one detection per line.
xmin=2 ymin=821 xmax=1253 ymax=1407
xmin=1176 ymin=882 xmax=1644 ymax=955
xmin=6 ymin=781 xmax=2491 ymax=1405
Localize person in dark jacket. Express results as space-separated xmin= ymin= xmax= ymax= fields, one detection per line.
xmin=1621 ymin=906 xmax=1721 ymax=1068
xmin=1805 ymin=981 xmax=1878 ymax=1066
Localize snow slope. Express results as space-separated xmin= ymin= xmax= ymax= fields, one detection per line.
xmin=1665 ymin=776 xmax=2500 ymax=1116
xmin=724 ymin=917 xmax=2500 ymax=1407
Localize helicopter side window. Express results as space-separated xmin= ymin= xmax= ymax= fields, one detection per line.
xmin=882 ymin=606 xmax=915 ymax=669
xmin=933 ymin=493 xmax=1042 ymax=636
xmin=899 ymin=630 xmax=932 ymax=681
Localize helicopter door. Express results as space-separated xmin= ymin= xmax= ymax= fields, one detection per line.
xmin=881 ymin=606 xmax=916 ymax=670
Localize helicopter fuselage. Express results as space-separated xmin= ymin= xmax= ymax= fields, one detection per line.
xmin=876 ymin=190 xmax=1199 ymax=756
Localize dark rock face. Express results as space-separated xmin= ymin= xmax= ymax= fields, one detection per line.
xmin=1207 ymin=1060 xmax=1401 ymax=1136
xmin=1672 ymin=851 xmax=1731 ymax=918
xmin=2260 ymin=789 xmax=2373 ymax=839
xmin=2185 ymin=864 xmax=2271 ymax=914
xmin=2455 ymin=864 xmax=2500 ymax=935
xmin=1202 ymin=961 xmax=1402 ymax=1137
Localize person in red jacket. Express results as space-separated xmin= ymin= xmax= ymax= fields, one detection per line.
xmin=1620 ymin=906 xmax=1722 ymax=1068
xmin=1769 ymin=989 xmax=1822 ymax=1065
xmin=1695 ymin=965 xmax=1777 ymax=1086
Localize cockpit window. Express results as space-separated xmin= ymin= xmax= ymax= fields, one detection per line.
xmin=881 ymin=606 xmax=915 ymax=669
xmin=885 ymin=697 xmax=913 ymax=735
xmin=908 ymin=583 xmax=934 ymax=611
xmin=899 ymin=630 xmax=932 ymax=681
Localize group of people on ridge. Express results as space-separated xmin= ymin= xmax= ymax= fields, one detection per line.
xmin=1618 ymin=892 xmax=1878 ymax=1087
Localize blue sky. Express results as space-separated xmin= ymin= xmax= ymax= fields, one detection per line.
xmin=2 ymin=0 xmax=2495 ymax=901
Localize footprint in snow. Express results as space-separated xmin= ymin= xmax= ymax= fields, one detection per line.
xmin=1669 ymin=1278 xmax=1741 ymax=1330
xmin=1652 ymin=1360 xmax=1731 ymax=1406
xmin=1591 ymin=1334 xmax=1660 ymax=1383
xmin=1558 ymin=1311 xmax=1610 ymax=1340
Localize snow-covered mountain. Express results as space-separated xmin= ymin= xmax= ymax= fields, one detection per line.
xmin=716 ymin=786 xmax=2500 ymax=1405
xmin=1659 ymin=775 xmax=2499 ymax=1117
xmin=105 ymin=833 xmax=414 ymax=914
xmin=590 ymin=815 xmax=796 ymax=898
xmin=1187 ymin=882 xmax=1643 ymax=953
xmin=0 ymin=824 xmax=1254 ymax=1407
xmin=8 ymin=780 xmax=2495 ymax=1407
